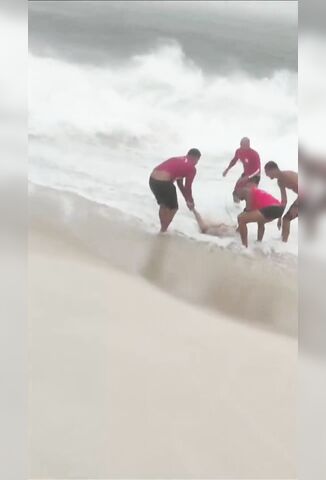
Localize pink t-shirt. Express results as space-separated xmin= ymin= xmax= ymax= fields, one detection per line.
xmin=234 ymin=148 xmax=261 ymax=176
xmin=250 ymin=188 xmax=281 ymax=210
xmin=156 ymin=156 xmax=197 ymax=202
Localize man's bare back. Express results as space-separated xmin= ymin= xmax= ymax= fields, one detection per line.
xmin=277 ymin=170 xmax=298 ymax=194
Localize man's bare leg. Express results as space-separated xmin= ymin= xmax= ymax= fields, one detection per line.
xmin=257 ymin=222 xmax=265 ymax=242
xmin=281 ymin=217 xmax=291 ymax=242
xmin=159 ymin=206 xmax=177 ymax=232
xmin=238 ymin=210 xmax=266 ymax=247
xmin=238 ymin=220 xmax=248 ymax=247
xmin=282 ymin=201 xmax=298 ymax=242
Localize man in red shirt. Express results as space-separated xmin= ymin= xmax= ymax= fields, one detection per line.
xmin=237 ymin=184 xmax=285 ymax=247
xmin=149 ymin=148 xmax=201 ymax=232
xmin=223 ymin=137 xmax=261 ymax=203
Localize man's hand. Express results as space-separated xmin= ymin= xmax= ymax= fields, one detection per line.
xmin=223 ymin=168 xmax=229 ymax=177
xmin=277 ymin=217 xmax=282 ymax=230
xmin=186 ymin=201 xmax=195 ymax=211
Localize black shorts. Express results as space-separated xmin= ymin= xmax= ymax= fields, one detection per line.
xmin=149 ymin=177 xmax=178 ymax=210
xmin=260 ymin=205 xmax=285 ymax=220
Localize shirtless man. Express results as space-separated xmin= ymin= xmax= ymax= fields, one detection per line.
xmin=237 ymin=184 xmax=285 ymax=248
xmin=223 ymin=137 xmax=261 ymax=203
xmin=264 ymin=161 xmax=298 ymax=242
xmin=149 ymin=148 xmax=201 ymax=232
xmin=192 ymin=208 xmax=236 ymax=237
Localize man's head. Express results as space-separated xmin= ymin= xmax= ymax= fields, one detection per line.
xmin=187 ymin=148 xmax=201 ymax=164
xmin=264 ymin=161 xmax=280 ymax=179
xmin=237 ymin=180 xmax=256 ymax=200
xmin=240 ymin=137 xmax=250 ymax=149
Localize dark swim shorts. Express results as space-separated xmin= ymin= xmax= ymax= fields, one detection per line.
xmin=149 ymin=177 xmax=178 ymax=210
xmin=260 ymin=205 xmax=285 ymax=220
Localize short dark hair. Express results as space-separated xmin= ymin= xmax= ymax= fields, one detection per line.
xmin=187 ymin=148 xmax=201 ymax=158
xmin=265 ymin=161 xmax=279 ymax=170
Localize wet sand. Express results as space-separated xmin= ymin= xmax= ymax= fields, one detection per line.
xmin=29 ymin=224 xmax=296 ymax=479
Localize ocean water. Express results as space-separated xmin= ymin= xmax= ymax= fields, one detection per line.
xmin=28 ymin=3 xmax=298 ymax=258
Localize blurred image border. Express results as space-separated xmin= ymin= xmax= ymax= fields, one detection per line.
xmin=0 ymin=1 xmax=27 ymax=479
xmin=299 ymin=0 xmax=326 ymax=478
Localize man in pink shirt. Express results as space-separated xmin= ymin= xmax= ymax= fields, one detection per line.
xmin=149 ymin=148 xmax=201 ymax=232
xmin=237 ymin=184 xmax=285 ymax=247
xmin=223 ymin=137 xmax=261 ymax=203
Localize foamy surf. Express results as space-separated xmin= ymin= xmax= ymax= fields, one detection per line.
xmin=29 ymin=171 xmax=298 ymax=261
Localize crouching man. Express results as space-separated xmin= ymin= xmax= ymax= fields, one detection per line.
xmin=237 ymin=184 xmax=285 ymax=248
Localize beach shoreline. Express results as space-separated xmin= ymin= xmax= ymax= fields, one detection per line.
xmin=29 ymin=183 xmax=298 ymax=336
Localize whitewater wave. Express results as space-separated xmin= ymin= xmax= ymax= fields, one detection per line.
xmin=29 ymin=42 xmax=297 ymax=158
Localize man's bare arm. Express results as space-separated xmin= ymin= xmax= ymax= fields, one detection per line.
xmin=279 ymin=181 xmax=288 ymax=206
xmin=278 ymin=181 xmax=287 ymax=229
xmin=223 ymin=155 xmax=238 ymax=177
xmin=177 ymin=174 xmax=195 ymax=209
xmin=176 ymin=178 xmax=185 ymax=196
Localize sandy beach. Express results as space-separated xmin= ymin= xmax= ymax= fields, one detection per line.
xmin=29 ymin=222 xmax=296 ymax=479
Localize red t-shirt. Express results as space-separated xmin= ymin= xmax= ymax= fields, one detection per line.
xmin=250 ymin=188 xmax=281 ymax=210
xmin=156 ymin=156 xmax=196 ymax=202
xmin=234 ymin=148 xmax=261 ymax=176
